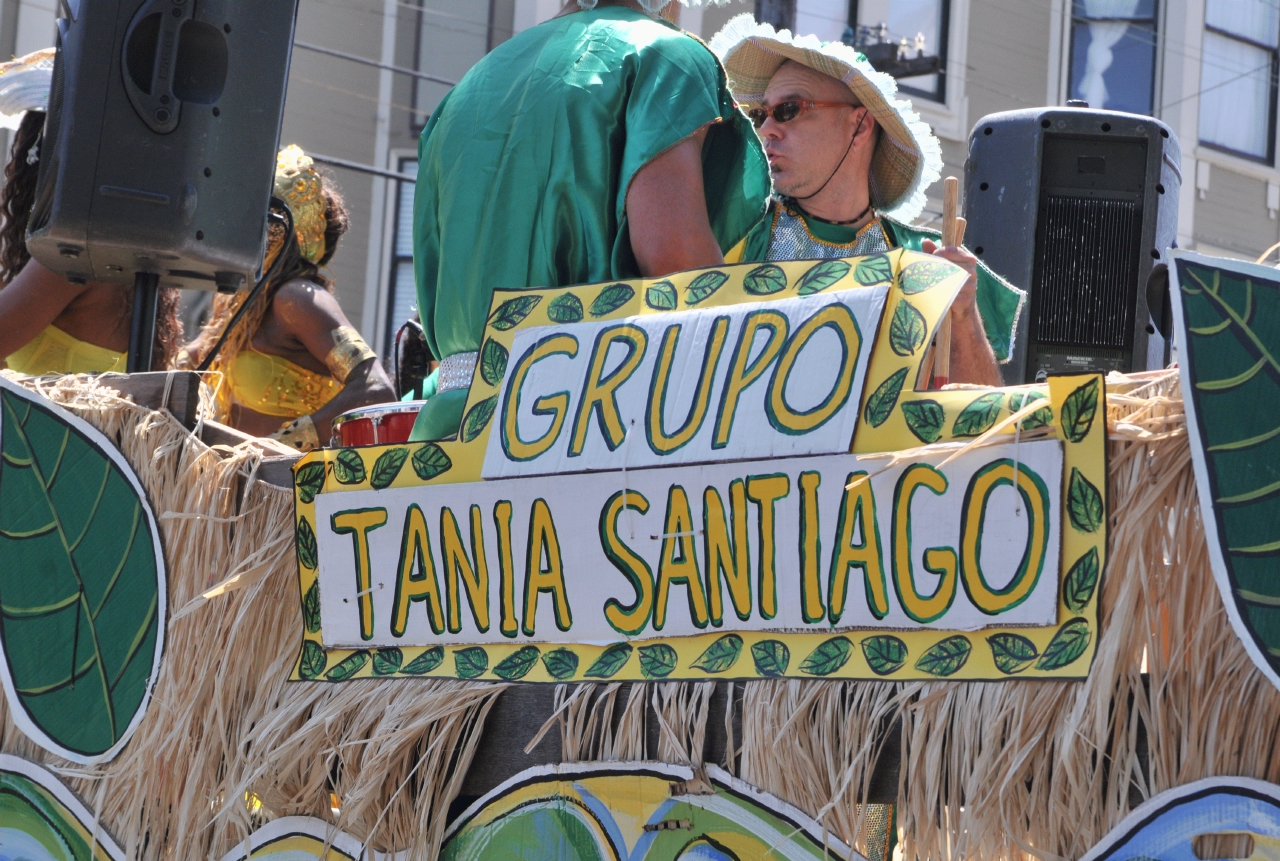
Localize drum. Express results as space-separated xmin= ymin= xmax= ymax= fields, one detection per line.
xmin=331 ymin=402 xmax=424 ymax=447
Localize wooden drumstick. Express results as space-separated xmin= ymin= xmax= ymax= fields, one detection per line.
xmin=933 ymin=178 xmax=961 ymax=388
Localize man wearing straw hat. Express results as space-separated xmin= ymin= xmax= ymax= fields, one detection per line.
xmin=711 ymin=15 xmax=1023 ymax=386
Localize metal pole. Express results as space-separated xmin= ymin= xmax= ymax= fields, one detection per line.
xmin=127 ymin=272 xmax=160 ymax=373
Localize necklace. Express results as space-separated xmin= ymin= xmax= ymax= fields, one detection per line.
xmin=785 ymin=197 xmax=876 ymax=227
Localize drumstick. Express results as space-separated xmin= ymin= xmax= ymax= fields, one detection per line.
xmin=933 ymin=178 xmax=961 ymax=388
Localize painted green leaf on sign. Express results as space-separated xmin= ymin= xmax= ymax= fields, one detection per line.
xmin=332 ymin=449 xmax=366 ymax=485
xmin=493 ymin=646 xmax=540 ymax=680
xmin=684 ymin=271 xmax=729 ymax=306
xmin=902 ymin=400 xmax=945 ymax=444
xmin=455 ymin=647 xmax=489 ymax=680
xmin=691 ymin=634 xmax=743 ymax=674
xmin=547 ymin=293 xmax=584 ymax=324
xmin=889 ymin=299 xmax=927 ymax=356
xmin=298 ymin=641 xmax=326 ymax=680
xmin=590 ymin=283 xmax=634 ymax=317
xmin=861 ymin=636 xmax=907 ymax=676
xmin=751 ymin=640 xmax=790 ymax=677
xmin=302 ymin=580 xmax=321 ymax=633
xmin=326 ymin=651 xmax=368 ymax=682
xmin=864 ymin=368 xmax=909 ymax=428
xmin=639 ymin=643 xmax=678 ymax=679
xmin=489 ymin=295 xmax=541 ymax=331
xmin=542 ymin=648 xmax=579 ymax=680
xmin=915 ymin=636 xmax=972 ymax=677
xmin=401 ymin=646 xmax=444 ymax=675
xmin=797 ymin=260 xmax=851 ymax=295
xmin=744 ymin=264 xmax=787 ymax=295
xmin=800 ymin=637 xmax=853 ymax=676
xmin=372 ymin=648 xmax=403 ymax=676
xmin=480 ymin=339 xmax=509 ymax=387
xmin=294 ymin=461 xmax=325 ymax=504
xmin=952 ymin=392 xmax=1005 ymax=437
xmin=0 ymin=765 xmax=111 ymax=861
xmin=412 ymin=443 xmax=452 ymax=481
xmin=369 ymin=448 xmax=408 ymax=490
xmin=461 ymin=396 xmax=499 ymax=443
xmin=585 ymin=643 xmax=632 ymax=678
xmin=1063 ymin=547 xmax=1100 ymax=614
xmin=645 ymin=281 xmax=677 ymax=311
xmin=0 ymin=382 xmax=165 ymax=762
xmin=1068 ymin=467 xmax=1104 ymax=533
xmin=1036 ymin=618 xmax=1091 ymax=671
xmin=988 ymin=633 xmax=1038 ymax=675
xmin=296 ymin=517 xmax=318 ymax=570
xmin=854 ymin=253 xmax=893 ymax=286
xmin=1060 ymin=377 xmax=1100 ymax=443
xmin=1008 ymin=391 xmax=1053 ymax=430
xmin=899 ymin=258 xmax=958 ymax=294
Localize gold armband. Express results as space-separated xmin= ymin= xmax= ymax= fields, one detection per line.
xmin=271 ymin=414 xmax=320 ymax=452
xmin=324 ymin=326 xmax=377 ymax=384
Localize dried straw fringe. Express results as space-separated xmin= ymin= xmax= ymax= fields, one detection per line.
xmin=0 ymin=373 xmax=503 ymax=861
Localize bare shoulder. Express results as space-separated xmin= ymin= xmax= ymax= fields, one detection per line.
xmin=271 ymin=278 xmax=348 ymax=326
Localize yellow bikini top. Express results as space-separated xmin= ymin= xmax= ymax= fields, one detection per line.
xmin=4 ymin=325 xmax=128 ymax=375
xmin=225 ymin=348 xmax=341 ymax=419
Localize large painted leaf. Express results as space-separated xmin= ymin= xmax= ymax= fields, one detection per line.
xmin=0 ymin=379 xmax=165 ymax=763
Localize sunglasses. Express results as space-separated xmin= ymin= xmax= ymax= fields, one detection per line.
xmin=747 ymin=100 xmax=857 ymax=129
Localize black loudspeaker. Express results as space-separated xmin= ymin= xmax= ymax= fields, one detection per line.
xmin=26 ymin=0 xmax=299 ymax=295
xmin=963 ymin=107 xmax=1181 ymax=384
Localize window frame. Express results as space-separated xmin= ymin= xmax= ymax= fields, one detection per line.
xmin=848 ymin=0 xmax=951 ymax=103
xmin=383 ymin=155 xmax=421 ymax=353
xmin=1197 ymin=17 xmax=1280 ymax=166
xmin=1066 ymin=1 xmax=1160 ymax=117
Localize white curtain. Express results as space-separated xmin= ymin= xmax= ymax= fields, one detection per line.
xmin=1078 ymin=0 xmax=1142 ymax=109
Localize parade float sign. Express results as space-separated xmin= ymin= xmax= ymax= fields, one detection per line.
xmin=291 ymin=250 xmax=1107 ymax=683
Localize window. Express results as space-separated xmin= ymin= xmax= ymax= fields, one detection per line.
xmin=851 ymin=0 xmax=950 ymax=102
xmin=385 ymin=157 xmax=420 ymax=350
xmin=410 ymin=1 xmax=491 ymax=127
xmin=1068 ymin=0 xmax=1158 ymax=115
xmin=1199 ymin=0 xmax=1278 ymax=162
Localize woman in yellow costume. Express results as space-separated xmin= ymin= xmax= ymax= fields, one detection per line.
xmin=0 ymin=50 xmax=183 ymax=374
xmin=183 ymin=146 xmax=394 ymax=451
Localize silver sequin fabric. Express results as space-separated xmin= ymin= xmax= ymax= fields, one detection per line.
xmin=766 ymin=204 xmax=890 ymax=262
xmin=437 ymin=351 xmax=479 ymax=394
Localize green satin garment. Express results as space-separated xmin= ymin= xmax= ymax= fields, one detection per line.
xmin=411 ymin=6 xmax=770 ymax=441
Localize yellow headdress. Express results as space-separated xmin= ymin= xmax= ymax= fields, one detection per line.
xmin=272 ymin=144 xmax=327 ymax=265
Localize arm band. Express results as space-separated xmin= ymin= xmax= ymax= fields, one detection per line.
xmin=324 ymin=326 xmax=378 ymax=384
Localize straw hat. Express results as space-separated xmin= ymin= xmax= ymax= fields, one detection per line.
xmin=0 ymin=48 xmax=54 ymax=130
xmin=709 ymin=14 xmax=942 ymax=223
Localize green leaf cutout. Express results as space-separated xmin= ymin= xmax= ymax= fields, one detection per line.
xmin=488 ymin=295 xmax=541 ymax=331
xmin=952 ymin=392 xmax=1005 ymax=437
xmin=854 ymin=253 xmax=893 ymax=286
xmin=493 ymin=646 xmax=541 ymax=680
xmin=861 ymin=636 xmax=908 ymax=676
xmin=372 ymin=648 xmax=403 ymax=676
xmin=547 ymin=293 xmax=584 ymax=324
xmin=480 ymin=339 xmax=509 ymax=387
xmin=299 ymin=641 xmax=327 ymax=680
xmin=460 ymin=396 xmax=499 ymax=443
xmin=684 ymin=270 xmax=729 ymax=306
xmin=1068 ymin=468 xmax=1105 ymax=533
xmin=899 ymin=258 xmax=958 ymax=294
xmin=744 ymin=264 xmax=787 ymax=295
xmin=333 ymin=449 xmax=366 ymax=485
xmin=584 ymin=643 xmax=633 ymax=678
xmin=412 ymin=443 xmax=452 ymax=481
xmin=1063 ymin=547 xmax=1100 ymax=614
xmin=1036 ymin=618 xmax=1092 ymax=671
xmin=454 ymin=647 xmax=489 ymax=680
xmin=590 ymin=283 xmax=635 ymax=317
xmin=915 ymin=636 xmax=972 ymax=677
xmin=326 ymin=651 xmax=368 ymax=682
xmin=864 ymin=368 xmax=909 ymax=428
xmin=369 ymin=447 xmax=409 ymax=490
xmin=797 ymin=260 xmax=851 ymax=295
xmin=889 ymin=299 xmax=928 ymax=356
xmin=800 ymin=637 xmax=854 ymax=676
xmin=296 ymin=517 xmax=318 ymax=570
xmin=302 ymin=580 xmax=321 ymax=633
xmin=902 ymin=400 xmax=945 ymax=444
xmin=988 ymin=633 xmax=1039 ymax=675
xmin=751 ymin=640 xmax=791 ymax=677
xmin=401 ymin=646 xmax=444 ymax=675
xmin=639 ymin=643 xmax=678 ymax=679
xmin=542 ymin=648 xmax=580 ymax=680
xmin=1060 ymin=377 xmax=1100 ymax=443
xmin=1009 ymin=391 xmax=1053 ymax=430
xmin=295 ymin=461 xmax=326 ymax=504
xmin=691 ymin=634 xmax=743 ymax=674
xmin=645 ymin=281 xmax=677 ymax=311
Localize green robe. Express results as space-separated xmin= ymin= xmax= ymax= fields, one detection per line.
xmin=411 ymin=6 xmax=770 ymax=441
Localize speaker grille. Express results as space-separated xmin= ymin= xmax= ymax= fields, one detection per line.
xmin=1031 ymin=195 xmax=1141 ymax=350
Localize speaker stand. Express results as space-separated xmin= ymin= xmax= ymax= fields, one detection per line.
xmin=126 ymin=272 xmax=160 ymax=374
